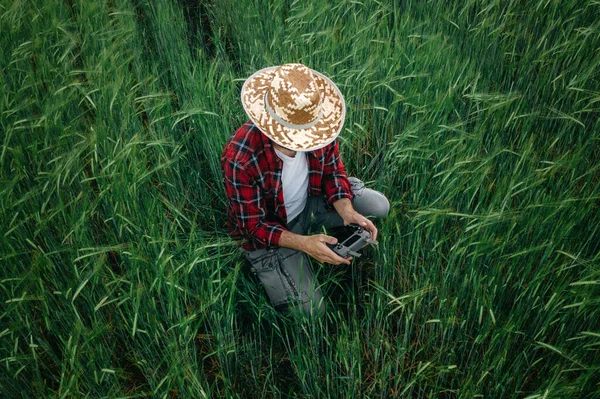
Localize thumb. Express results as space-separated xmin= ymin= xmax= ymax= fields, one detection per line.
xmin=322 ymin=235 xmax=338 ymax=245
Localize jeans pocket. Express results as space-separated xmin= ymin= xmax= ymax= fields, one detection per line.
xmin=245 ymin=250 xmax=290 ymax=306
xmin=245 ymin=248 xmax=276 ymax=273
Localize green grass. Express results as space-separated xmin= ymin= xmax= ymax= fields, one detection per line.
xmin=1 ymin=0 xmax=599 ymax=397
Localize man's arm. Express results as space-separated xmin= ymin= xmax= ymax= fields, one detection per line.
xmin=222 ymin=159 xmax=286 ymax=247
xmin=321 ymin=140 xmax=353 ymax=206
xmin=322 ymin=141 xmax=378 ymax=240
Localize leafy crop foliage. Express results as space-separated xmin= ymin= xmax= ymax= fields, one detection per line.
xmin=1 ymin=0 xmax=599 ymax=397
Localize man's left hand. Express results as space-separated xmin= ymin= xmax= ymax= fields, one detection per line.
xmin=333 ymin=199 xmax=378 ymax=241
xmin=341 ymin=209 xmax=378 ymax=242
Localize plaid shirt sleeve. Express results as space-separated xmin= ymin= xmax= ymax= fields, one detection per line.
xmin=222 ymin=158 xmax=286 ymax=247
xmin=322 ymin=140 xmax=354 ymax=206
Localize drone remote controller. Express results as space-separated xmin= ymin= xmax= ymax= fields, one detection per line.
xmin=326 ymin=224 xmax=377 ymax=259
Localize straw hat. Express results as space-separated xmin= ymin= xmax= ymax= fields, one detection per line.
xmin=241 ymin=63 xmax=346 ymax=152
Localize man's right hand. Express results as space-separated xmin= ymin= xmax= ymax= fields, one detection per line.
xmin=301 ymin=234 xmax=352 ymax=265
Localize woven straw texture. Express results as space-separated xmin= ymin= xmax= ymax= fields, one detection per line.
xmin=241 ymin=63 xmax=345 ymax=151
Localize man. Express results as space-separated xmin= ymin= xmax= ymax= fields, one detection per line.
xmin=221 ymin=63 xmax=389 ymax=317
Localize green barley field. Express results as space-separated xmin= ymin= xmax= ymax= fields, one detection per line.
xmin=1 ymin=0 xmax=599 ymax=397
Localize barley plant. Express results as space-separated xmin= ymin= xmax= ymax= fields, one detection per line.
xmin=1 ymin=0 xmax=599 ymax=397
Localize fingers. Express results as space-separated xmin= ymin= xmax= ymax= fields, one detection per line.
xmin=315 ymin=236 xmax=350 ymax=265
xmin=329 ymin=251 xmax=351 ymax=265
xmin=321 ymin=234 xmax=338 ymax=245
xmin=364 ymin=219 xmax=378 ymax=241
xmin=321 ymin=242 xmax=350 ymax=265
xmin=352 ymin=213 xmax=378 ymax=242
xmin=353 ymin=213 xmax=372 ymax=229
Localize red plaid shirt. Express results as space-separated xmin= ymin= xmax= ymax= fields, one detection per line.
xmin=221 ymin=121 xmax=353 ymax=250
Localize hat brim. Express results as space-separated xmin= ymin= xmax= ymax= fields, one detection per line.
xmin=241 ymin=66 xmax=346 ymax=152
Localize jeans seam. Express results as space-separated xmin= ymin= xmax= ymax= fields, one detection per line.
xmin=276 ymin=252 xmax=300 ymax=300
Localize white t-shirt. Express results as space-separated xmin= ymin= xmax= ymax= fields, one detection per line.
xmin=274 ymin=148 xmax=309 ymax=222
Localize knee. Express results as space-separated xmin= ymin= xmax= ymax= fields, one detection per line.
xmin=349 ymin=177 xmax=390 ymax=218
xmin=370 ymin=193 xmax=390 ymax=218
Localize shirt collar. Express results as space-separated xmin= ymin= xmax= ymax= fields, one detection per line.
xmin=258 ymin=128 xmax=281 ymax=167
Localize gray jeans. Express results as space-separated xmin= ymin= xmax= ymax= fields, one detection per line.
xmin=244 ymin=177 xmax=390 ymax=317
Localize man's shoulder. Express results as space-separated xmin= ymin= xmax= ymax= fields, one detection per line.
xmin=222 ymin=121 xmax=266 ymax=167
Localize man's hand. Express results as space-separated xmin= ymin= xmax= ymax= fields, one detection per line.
xmin=302 ymin=234 xmax=352 ymax=265
xmin=333 ymin=198 xmax=378 ymax=241
xmin=279 ymin=231 xmax=352 ymax=265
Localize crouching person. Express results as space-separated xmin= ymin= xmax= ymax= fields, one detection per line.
xmin=221 ymin=63 xmax=390 ymax=318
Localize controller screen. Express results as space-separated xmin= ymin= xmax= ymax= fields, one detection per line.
xmin=342 ymin=235 xmax=362 ymax=247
